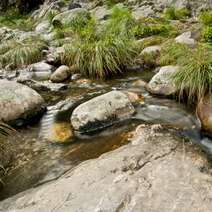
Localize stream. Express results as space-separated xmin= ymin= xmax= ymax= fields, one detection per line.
xmin=0 ymin=70 xmax=212 ymax=200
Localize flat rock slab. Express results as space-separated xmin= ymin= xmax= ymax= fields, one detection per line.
xmin=1 ymin=125 xmax=212 ymax=212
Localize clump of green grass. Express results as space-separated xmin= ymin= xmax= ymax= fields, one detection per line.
xmin=0 ymin=36 xmax=47 ymax=69
xmin=163 ymin=7 xmax=191 ymax=20
xmin=199 ymin=11 xmax=212 ymax=26
xmin=159 ymin=41 xmax=189 ymax=66
xmin=61 ymin=6 xmax=138 ymax=78
xmin=199 ymin=11 xmax=212 ymax=43
xmin=0 ymin=8 xmax=34 ymax=30
xmin=203 ymin=26 xmax=212 ymax=43
xmin=172 ymin=44 xmax=212 ymax=102
xmin=161 ymin=42 xmax=212 ymax=102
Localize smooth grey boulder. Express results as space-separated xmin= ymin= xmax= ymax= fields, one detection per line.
xmin=175 ymin=31 xmax=196 ymax=48
xmin=71 ymin=91 xmax=135 ymax=132
xmin=147 ymin=66 xmax=179 ymax=96
xmin=1 ymin=125 xmax=211 ymax=212
xmin=50 ymin=65 xmax=71 ymax=83
xmin=0 ymin=80 xmax=45 ymax=125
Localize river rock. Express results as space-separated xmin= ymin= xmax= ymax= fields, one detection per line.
xmin=147 ymin=66 xmax=179 ymax=96
xmin=175 ymin=31 xmax=196 ymax=48
xmin=0 ymin=80 xmax=45 ymax=125
xmin=71 ymin=91 xmax=135 ymax=133
xmin=1 ymin=125 xmax=212 ymax=211
xmin=50 ymin=65 xmax=71 ymax=83
xmin=30 ymin=62 xmax=54 ymax=81
xmin=197 ymin=95 xmax=212 ymax=135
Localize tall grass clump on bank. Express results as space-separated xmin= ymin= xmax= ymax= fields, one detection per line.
xmin=0 ymin=37 xmax=47 ymax=69
xmin=199 ymin=11 xmax=212 ymax=43
xmin=161 ymin=42 xmax=212 ymax=102
xmin=163 ymin=7 xmax=191 ymax=20
xmin=61 ymin=6 xmax=138 ymax=78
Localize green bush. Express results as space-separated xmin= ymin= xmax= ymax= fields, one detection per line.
xmin=199 ymin=11 xmax=212 ymax=26
xmin=203 ymin=26 xmax=212 ymax=42
xmin=164 ymin=7 xmax=191 ymax=20
xmin=0 ymin=36 xmax=47 ymax=68
xmin=159 ymin=41 xmax=188 ymax=66
xmin=172 ymin=44 xmax=212 ymax=102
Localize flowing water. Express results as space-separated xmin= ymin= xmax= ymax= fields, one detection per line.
xmin=0 ymin=70 xmax=211 ymax=200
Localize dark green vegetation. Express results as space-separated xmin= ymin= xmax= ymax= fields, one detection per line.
xmin=163 ymin=7 xmax=191 ymax=20
xmin=200 ymin=11 xmax=212 ymax=43
xmin=61 ymin=6 xmax=138 ymax=78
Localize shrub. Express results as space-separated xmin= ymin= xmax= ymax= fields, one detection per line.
xmin=172 ymin=44 xmax=212 ymax=102
xmin=159 ymin=41 xmax=188 ymax=66
xmin=164 ymin=7 xmax=191 ymax=20
xmin=61 ymin=6 xmax=138 ymax=78
xmin=0 ymin=36 xmax=47 ymax=68
xmin=203 ymin=26 xmax=212 ymax=43
xmin=199 ymin=11 xmax=212 ymax=26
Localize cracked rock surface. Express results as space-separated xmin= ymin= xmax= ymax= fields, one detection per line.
xmin=0 ymin=125 xmax=212 ymax=212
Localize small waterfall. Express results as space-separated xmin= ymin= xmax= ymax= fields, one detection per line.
xmin=39 ymin=96 xmax=85 ymax=141
xmin=39 ymin=105 xmax=60 ymax=140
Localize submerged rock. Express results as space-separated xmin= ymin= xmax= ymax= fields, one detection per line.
xmin=50 ymin=65 xmax=71 ymax=83
xmin=197 ymin=95 xmax=212 ymax=135
xmin=147 ymin=66 xmax=179 ymax=96
xmin=0 ymin=80 xmax=45 ymax=125
xmin=1 ymin=125 xmax=211 ymax=211
xmin=71 ymin=91 xmax=135 ymax=133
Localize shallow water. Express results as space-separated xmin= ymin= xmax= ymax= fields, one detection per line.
xmin=0 ymin=70 xmax=211 ymax=200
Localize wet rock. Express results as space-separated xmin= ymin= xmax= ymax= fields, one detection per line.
xmin=50 ymin=65 xmax=71 ymax=83
xmin=0 ymin=80 xmax=45 ymax=125
xmin=197 ymin=95 xmax=212 ymax=135
xmin=1 ymin=125 xmax=212 ymax=211
xmin=131 ymin=79 xmax=147 ymax=87
xmin=71 ymin=91 xmax=135 ymax=133
xmin=147 ymin=66 xmax=179 ymax=96
xmin=18 ymin=79 xmax=68 ymax=92
xmin=30 ymin=62 xmax=54 ymax=81
xmin=52 ymin=8 xmax=89 ymax=26
xmin=124 ymin=91 xmax=145 ymax=105
xmin=175 ymin=31 xmax=196 ymax=48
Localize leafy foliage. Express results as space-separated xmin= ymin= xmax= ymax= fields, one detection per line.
xmin=0 ymin=37 xmax=47 ymax=69
xmin=203 ymin=26 xmax=212 ymax=43
xmin=163 ymin=7 xmax=191 ymax=20
xmin=199 ymin=11 xmax=212 ymax=26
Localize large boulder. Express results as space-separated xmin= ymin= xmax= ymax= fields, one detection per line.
xmin=0 ymin=80 xmax=45 ymax=125
xmin=197 ymin=95 xmax=212 ymax=135
xmin=71 ymin=91 xmax=135 ymax=133
xmin=147 ymin=66 xmax=179 ymax=96
xmin=1 ymin=125 xmax=211 ymax=211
